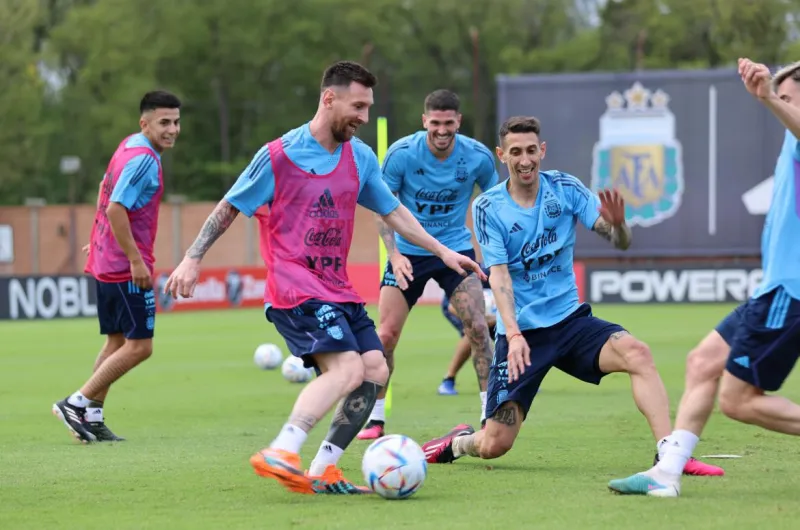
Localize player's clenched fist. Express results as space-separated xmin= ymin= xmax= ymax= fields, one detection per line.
xmin=164 ymin=257 xmax=201 ymax=299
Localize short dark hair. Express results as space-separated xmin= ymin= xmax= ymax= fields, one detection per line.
xmin=140 ymin=91 xmax=181 ymax=114
xmin=321 ymin=61 xmax=377 ymax=91
xmin=773 ymin=60 xmax=800 ymax=92
xmin=424 ymin=89 xmax=460 ymax=113
xmin=498 ymin=116 xmax=541 ymax=144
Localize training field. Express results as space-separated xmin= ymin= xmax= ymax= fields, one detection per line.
xmin=3 ymin=303 xmax=799 ymax=529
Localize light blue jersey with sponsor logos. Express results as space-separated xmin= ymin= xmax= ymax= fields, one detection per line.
xmin=382 ymin=131 xmax=499 ymax=256
xmin=755 ymin=129 xmax=800 ymax=300
xmin=472 ymin=170 xmax=601 ymax=334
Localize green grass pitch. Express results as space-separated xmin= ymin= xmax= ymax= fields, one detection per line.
xmin=2 ymin=303 xmax=799 ymax=529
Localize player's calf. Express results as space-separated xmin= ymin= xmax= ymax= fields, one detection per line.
xmin=476 ymin=402 xmax=521 ymax=459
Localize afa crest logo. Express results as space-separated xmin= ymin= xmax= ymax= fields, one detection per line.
xmin=591 ymin=82 xmax=684 ymax=227
xmin=455 ymin=157 xmax=468 ymax=183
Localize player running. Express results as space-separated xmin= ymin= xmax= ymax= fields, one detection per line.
xmin=358 ymin=90 xmax=499 ymax=440
xmin=438 ymin=269 xmax=497 ymax=396
xmin=608 ymin=58 xmax=800 ymax=497
xmin=422 ymin=116 xmax=718 ymax=476
xmin=52 ymin=91 xmax=182 ymax=443
xmin=164 ymin=61 xmax=485 ymax=495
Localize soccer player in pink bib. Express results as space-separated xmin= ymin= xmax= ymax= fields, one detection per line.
xmin=53 ymin=91 xmax=181 ymax=444
xmin=165 ymin=61 xmax=485 ymax=495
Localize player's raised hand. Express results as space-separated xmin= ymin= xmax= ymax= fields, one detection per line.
xmin=164 ymin=257 xmax=200 ymax=299
xmin=738 ymin=58 xmax=772 ymax=99
xmin=389 ymin=253 xmax=414 ymax=290
xmin=440 ymin=249 xmax=488 ymax=282
xmin=598 ymin=189 xmax=626 ymax=227
xmin=506 ymin=333 xmax=531 ymax=383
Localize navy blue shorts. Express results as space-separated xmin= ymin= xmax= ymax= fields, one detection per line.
xmin=485 ymin=303 xmax=625 ymax=421
xmin=725 ymin=287 xmax=800 ymax=392
xmin=380 ymin=249 xmax=476 ymax=309
xmin=266 ymin=299 xmax=384 ymax=370
xmin=714 ymin=303 xmax=747 ymax=344
xmin=440 ymin=295 xmax=497 ymax=341
xmin=96 ymin=280 xmax=156 ymax=340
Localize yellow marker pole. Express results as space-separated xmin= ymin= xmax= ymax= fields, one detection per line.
xmin=376 ymin=116 xmax=391 ymax=418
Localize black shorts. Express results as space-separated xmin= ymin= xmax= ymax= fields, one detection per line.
xmin=266 ymin=299 xmax=384 ymax=370
xmin=714 ymin=303 xmax=747 ymax=344
xmin=725 ymin=287 xmax=800 ymax=392
xmin=96 ymin=280 xmax=156 ymax=340
xmin=380 ymin=249 xmax=476 ymax=309
xmin=485 ymin=304 xmax=624 ymax=421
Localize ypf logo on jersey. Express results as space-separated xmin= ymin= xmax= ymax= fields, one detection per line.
xmin=591 ymin=81 xmax=684 ymax=227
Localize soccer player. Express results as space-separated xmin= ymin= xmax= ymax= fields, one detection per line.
xmin=163 ymin=61 xmax=485 ymax=495
xmin=52 ymin=91 xmax=182 ymax=443
xmin=357 ymin=89 xmax=499 ymax=440
xmin=438 ymin=270 xmax=497 ymax=396
xmin=608 ymin=58 xmax=800 ymax=497
xmin=421 ymin=116 xmax=717 ymax=475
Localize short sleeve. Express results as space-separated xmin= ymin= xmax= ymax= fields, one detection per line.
xmin=357 ymin=150 xmax=400 ymax=215
xmin=472 ymin=196 xmax=508 ymax=267
xmin=224 ymin=145 xmax=275 ymax=217
xmin=109 ymin=154 xmax=158 ymax=210
xmin=562 ymin=173 xmax=601 ymax=231
xmin=475 ymin=146 xmax=500 ymax=192
xmin=381 ymin=144 xmax=406 ymax=193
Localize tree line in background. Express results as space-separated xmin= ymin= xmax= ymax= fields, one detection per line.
xmin=2 ymin=0 xmax=800 ymax=205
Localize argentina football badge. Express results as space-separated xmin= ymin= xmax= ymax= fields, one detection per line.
xmin=591 ymin=81 xmax=684 ymax=227
xmin=225 ymin=269 xmax=243 ymax=307
xmin=455 ymin=157 xmax=468 ymax=183
xmin=155 ymin=273 xmax=173 ymax=311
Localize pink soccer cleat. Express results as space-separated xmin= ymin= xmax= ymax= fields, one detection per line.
xmin=356 ymin=421 xmax=384 ymax=440
xmin=683 ymin=457 xmax=725 ymax=476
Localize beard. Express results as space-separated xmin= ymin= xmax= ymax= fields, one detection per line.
xmin=332 ymin=121 xmax=356 ymax=143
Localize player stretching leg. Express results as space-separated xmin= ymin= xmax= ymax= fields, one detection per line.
xmin=438 ymin=271 xmax=497 ymax=396
xmin=165 ymin=62 xmax=485 ymax=495
xmin=53 ymin=91 xmax=182 ymax=443
xmin=422 ymin=116 xmax=717 ymax=475
xmin=358 ymin=90 xmax=499 ymax=439
xmin=609 ymin=58 xmax=800 ymax=497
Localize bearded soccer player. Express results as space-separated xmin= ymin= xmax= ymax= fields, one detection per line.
xmin=53 ymin=91 xmax=181 ymax=443
xmin=422 ymin=116 xmax=717 ymax=477
xmin=609 ymin=58 xmax=800 ymax=497
xmin=164 ymin=61 xmax=485 ymax=495
xmin=357 ymin=89 xmax=499 ymax=440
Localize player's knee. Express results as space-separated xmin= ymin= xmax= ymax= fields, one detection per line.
xmin=685 ymin=344 xmax=726 ymax=387
xmin=378 ymin=327 xmax=401 ymax=354
xmin=718 ymin=385 xmax=753 ymax=423
xmin=362 ymin=350 xmax=390 ymax=386
xmin=126 ymin=339 xmax=153 ymax=363
xmin=620 ymin=340 xmax=655 ymax=374
xmin=479 ymin=435 xmax=513 ymax=460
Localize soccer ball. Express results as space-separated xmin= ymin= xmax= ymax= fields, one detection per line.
xmin=253 ymin=343 xmax=283 ymax=370
xmin=281 ymin=355 xmax=314 ymax=383
xmin=362 ymin=434 xmax=427 ymax=500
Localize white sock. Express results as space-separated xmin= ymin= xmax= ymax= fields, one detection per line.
xmin=480 ymin=392 xmax=487 ymax=422
xmin=308 ymin=441 xmax=345 ymax=476
xmin=368 ymin=399 xmax=386 ymax=423
xmin=657 ymin=430 xmax=698 ymax=477
xmin=85 ymin=407 xmax=103 ymax=422
xmin=269 ymin=423 xmax=308 ymax=454
xmin=67 ymin=391 xmax=88 ymax=408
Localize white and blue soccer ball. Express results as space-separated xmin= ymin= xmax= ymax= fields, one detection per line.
xmin=362 ymin=434 xmax=427 ymax=500
xmin=281 ymin=355 xmax=315 ymax=383
xmin=253 ymin=343 xmax=283 ymax=370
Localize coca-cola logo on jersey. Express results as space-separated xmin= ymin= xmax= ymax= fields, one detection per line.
xmin=415 ymin=188 xmax=458 ymax=202
xmin=304 ymin=227 xmax=343 ymax=247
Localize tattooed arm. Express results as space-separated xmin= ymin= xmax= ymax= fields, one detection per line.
xmin=374 ymin=194 xmax=399 ymax=257
xmin=592 ymin=217 xmax=632 ymax=251
xmin=488 ymin=264 xmax=520 ymax=336
xmin=185 ymin=199 xmax=240 ymax=261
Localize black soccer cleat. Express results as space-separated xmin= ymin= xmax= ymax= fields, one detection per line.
xmin=52 ymin=399 xmax=97 ymax=443
xmin=86 ymin=422 xmax=126 ymax=442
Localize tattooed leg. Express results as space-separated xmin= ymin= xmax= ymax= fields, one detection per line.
xmin=451 ymin=275 xmax=492 ymax=392
xmin=452 ymin=401 xmax=524 ymax=460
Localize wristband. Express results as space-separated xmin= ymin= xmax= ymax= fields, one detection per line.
xmin=508 ymin=332 xmax=523 ymax=343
